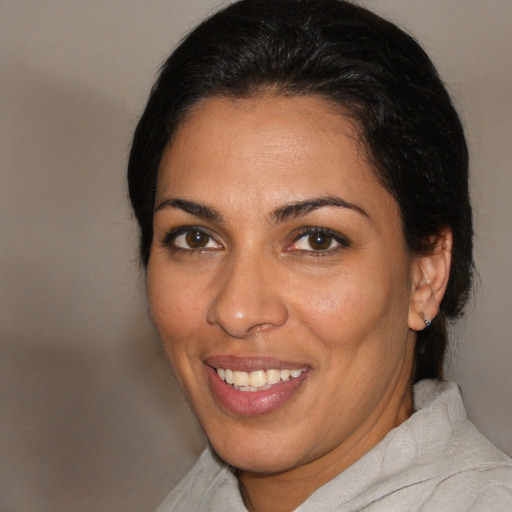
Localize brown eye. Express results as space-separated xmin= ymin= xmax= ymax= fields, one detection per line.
xmin=165 ymin=228 xmax=222 ymax=251
xmin=286 ymin=228 xmax=349 ymax=254
xmin=185 ymin=230 xmax=210 ymax=248
xmin=307 ymin=233 xmax=333 ymax=251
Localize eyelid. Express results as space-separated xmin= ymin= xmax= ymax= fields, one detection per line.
xmin=161 ymin=225 xmax=223 ymax=251
xmin=286 ymin=227 xmax=350 ymax=253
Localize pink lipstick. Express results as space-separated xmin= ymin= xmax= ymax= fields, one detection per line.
xmin=204 ymin=356 xmax=310 ymax=416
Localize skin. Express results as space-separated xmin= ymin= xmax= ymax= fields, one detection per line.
xmin=146 ymin=95 xmax=450 ymax=512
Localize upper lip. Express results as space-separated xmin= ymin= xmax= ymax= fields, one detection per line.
xmin=204 ymin=355 xmax=310 ymax=372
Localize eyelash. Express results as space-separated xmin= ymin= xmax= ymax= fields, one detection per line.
xmin=287 ymin=227 xmax=350 ymax=255
xmin=161 ymin=226 xmax=222 ymax=253
xmin=160 ymin=226 xmax=350 ymax=255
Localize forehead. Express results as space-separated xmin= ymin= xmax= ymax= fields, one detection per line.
xmin=156 ymin=95 xmax=397 ymax=222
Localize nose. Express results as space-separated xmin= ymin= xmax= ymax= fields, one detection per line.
xmin=206 ymin=253 xmax=288 ymax=338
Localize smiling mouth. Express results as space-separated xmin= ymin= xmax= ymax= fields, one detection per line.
xmin=215 ymin=368 xmax=307 ymax=392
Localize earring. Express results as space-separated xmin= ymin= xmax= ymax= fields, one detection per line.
xmin=420 ymin=311 xmax=431 ymax=327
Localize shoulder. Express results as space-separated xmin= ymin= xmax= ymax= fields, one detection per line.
xmin=154 ymin=448 xmax=245 ymax=512
xmin=153 ymin=449 xmax=227 ymax=512
xmin=420 ymin=465 xmax=512 ymax=511
xmin=309 ymin=380 xmax=512 ymax=512
xmin=408 ymin=380 xmax=512 ymax=511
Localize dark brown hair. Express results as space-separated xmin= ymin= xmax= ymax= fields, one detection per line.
xmin=128 ymin=0 xmax=474 ymax=382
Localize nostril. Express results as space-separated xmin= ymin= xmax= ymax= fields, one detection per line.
xmin=206 ymin=292 xmax=288 ymax=338
xmin=205 ymin=257 xmax=289 ymax=337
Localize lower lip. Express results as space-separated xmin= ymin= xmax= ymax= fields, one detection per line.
xmin=206 ymin=366 xmax=309 ymax=416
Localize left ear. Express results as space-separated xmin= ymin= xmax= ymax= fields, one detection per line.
xmin=408 ymin=228 xmax=452 ymax=331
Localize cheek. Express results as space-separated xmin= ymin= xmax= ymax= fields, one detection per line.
xmin=146 ymin=264 xmax=207 ymax=356
xmin=291 ymin=263 xmax=411 ymax=366
xmin=294 ymin=272 xmax=385 ymax=342
xmin=146 ymin=268 xmax=210 ymax=401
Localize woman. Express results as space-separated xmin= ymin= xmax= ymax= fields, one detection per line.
xmin=128 ymin=0 xmax=512 ymax=510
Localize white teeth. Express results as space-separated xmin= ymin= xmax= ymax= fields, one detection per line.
xmin=238 ymin=386 xmax=257 ymax=392
xmin=216 ymin=367 xmax=306 ymax=390
xmin=249 ymin=370 xmax=266 ymax=388
xmin=266 ymin=369 xmax=281 ymax=385
xmin=233 ymin=371 xmax=249 ymax=387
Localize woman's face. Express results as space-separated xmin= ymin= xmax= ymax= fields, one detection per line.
xmin=147 ymin=95 xmax=420 ymax=476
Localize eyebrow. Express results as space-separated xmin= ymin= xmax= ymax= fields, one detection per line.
xmin=154 ymin=198 xmax=223 ymax=222
xmin=271 ymin=196 xmax=368 ymax=223
xmin=154 ymin=195 xmax=368 ymax=224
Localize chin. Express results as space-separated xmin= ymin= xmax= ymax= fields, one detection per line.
xmin=217 ymin=449 xmax=296 ymax=475
xmin=208 ymin=427 xmax=307 ymax=475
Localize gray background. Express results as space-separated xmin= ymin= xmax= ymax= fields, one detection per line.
xmin=1 ymin=1 xmax=511 ymax=511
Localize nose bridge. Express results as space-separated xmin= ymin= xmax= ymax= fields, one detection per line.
xmin=207 ymin=249 xmax=288 ymax=337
